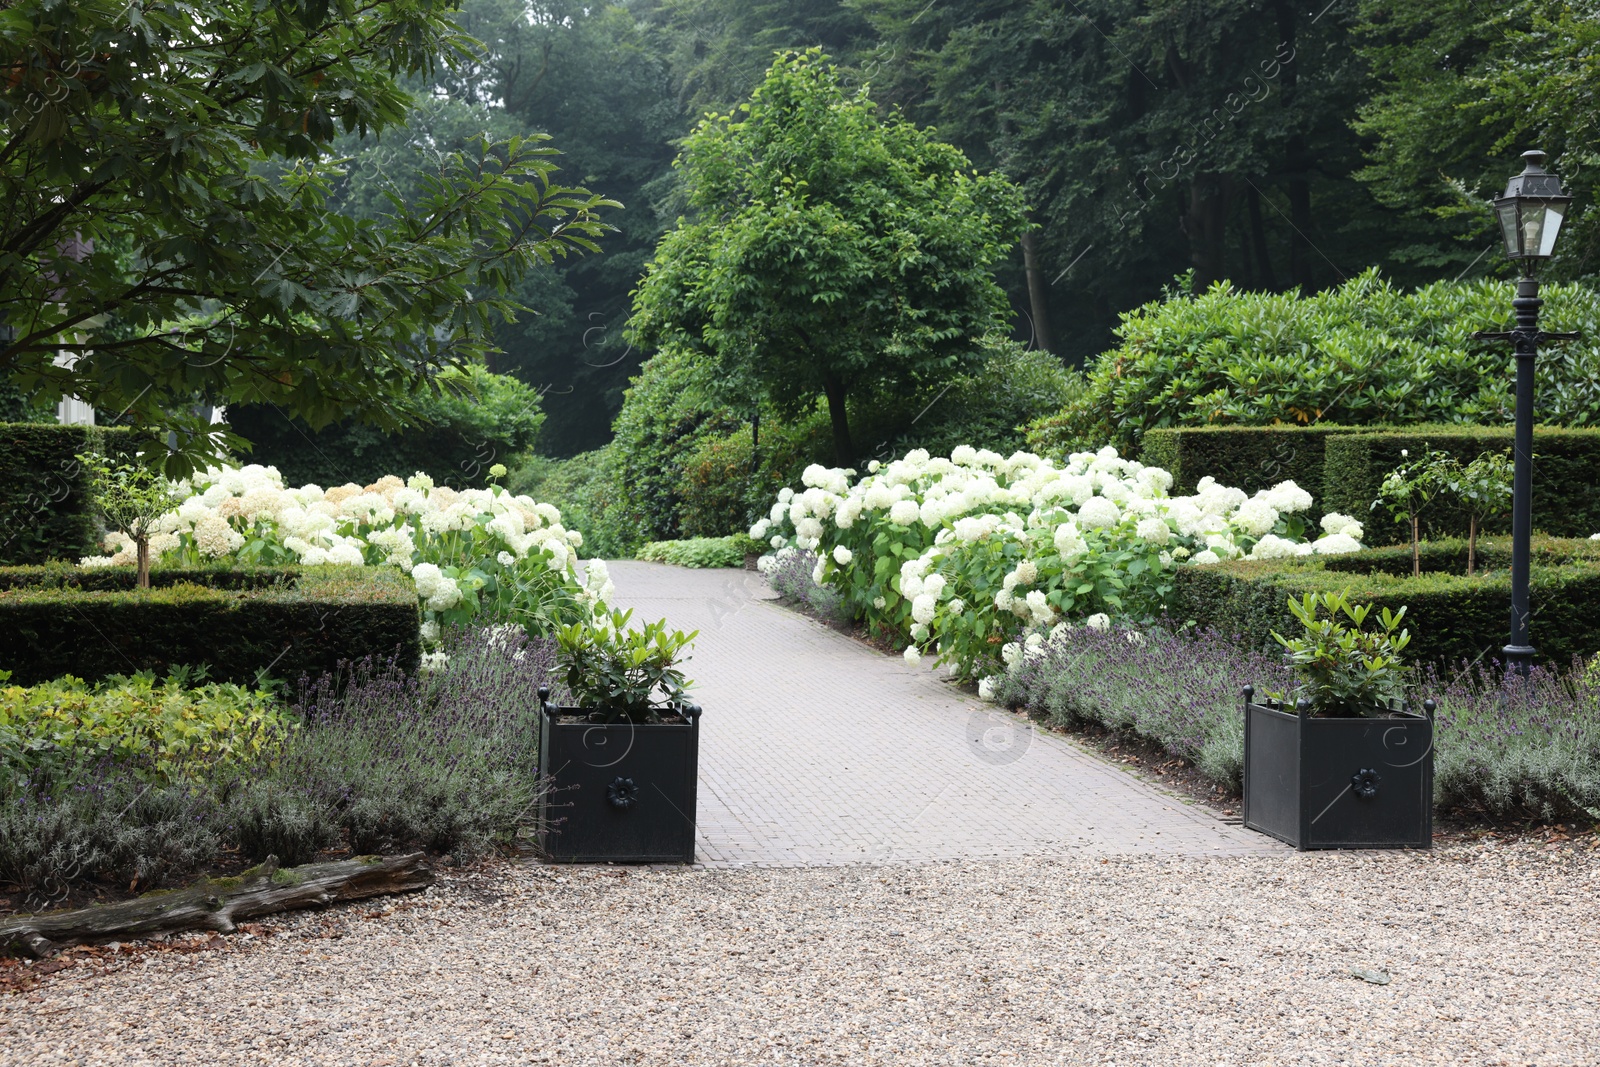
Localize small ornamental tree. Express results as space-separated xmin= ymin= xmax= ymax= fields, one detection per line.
xmin=627 ymin=49 xmax=1028 ymax=466
xmin=78 ymin=452 xmax=176 ymax=589
xmin=1440 ymin=449 xmax=1515 ymax=576
xmin=1375 ymin=447 xmax=1450 ymax=577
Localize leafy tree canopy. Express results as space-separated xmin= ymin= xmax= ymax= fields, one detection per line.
xmin=627 ymin=49 xmax=1027 ymax=464
xmin=0 ymin=0 xmax=616 ymax=472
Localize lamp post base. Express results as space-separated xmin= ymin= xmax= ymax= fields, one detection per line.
xmin=1502 ymin=643 xmax=1536 ymax=676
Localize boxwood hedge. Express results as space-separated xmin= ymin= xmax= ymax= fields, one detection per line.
xmin=0 ymin=565 xmax=420 ymax=685
xmin=1165 ymin=537 xmax=1600 ymax=668
xmin=0 ymin=423 xmax=134 ymax=566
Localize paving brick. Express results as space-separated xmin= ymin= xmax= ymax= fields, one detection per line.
xmin=607 ymin=561 xmax=1284 ymax=866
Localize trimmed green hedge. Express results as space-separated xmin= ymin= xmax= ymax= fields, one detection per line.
xmin=1166 ymin=538 xmax=1600 ymax=667
xmin=1323 ymin=426 xmax=1600 ymax=545
xmin=0 ymin=424 xmax=134 ymax=566
xmin=0 ymin=565 xmax=420 ymax=685
xmin=1139 ymin=425 xmax=1367 ymax=510
xmin=1138 ymin=423 xmax=1600 ymax=546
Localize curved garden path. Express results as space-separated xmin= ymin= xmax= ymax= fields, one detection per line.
xmin=605 ymin=561 xmax=1282 ymax=865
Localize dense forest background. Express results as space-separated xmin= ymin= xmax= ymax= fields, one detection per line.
xmin=322 ymin=0 xmax=1597 ymax=456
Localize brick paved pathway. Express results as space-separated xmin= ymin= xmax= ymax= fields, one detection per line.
xmin=606 ymin=561 xmax=1283 ymax=866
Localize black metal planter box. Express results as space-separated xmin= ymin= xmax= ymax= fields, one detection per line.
xmin=536 ymin=687 xmax=701 ymax=864
xmin=1242 ymin=686 xmax=1434 ymax=851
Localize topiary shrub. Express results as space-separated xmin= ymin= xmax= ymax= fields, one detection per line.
xmin=1135 ymin=424 xmax=1367 ymax=511
xmin=0 ymin=565 xmax=420 ymax=685
xmin=1322 ymin=426 xmax=1600 ymax=545
xmin=1164 ymin=537 xmax=1600 ymax=667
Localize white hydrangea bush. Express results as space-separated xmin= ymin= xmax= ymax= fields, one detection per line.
xmin=752 ymin=445 xmax=1364 ymax=683
xmin=80 ymin=464 xmax=612 ymax=644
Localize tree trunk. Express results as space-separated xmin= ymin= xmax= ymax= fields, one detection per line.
xmin=1 ymin=853 xmax=433 ymax=959
xmin=1185 ymin=174 xmax=1235 ymax=292
xmin=1246 ymin=184 xmax=1275 ymax=290
xmin=1273 ymin=0 xmax=1314 ymax=292
xmin=1468 ymin=514 xmax=1478 ymax=577
xmin=136 ymin=536 xmax=150 ymax=590
xmin=1019 ymin=230 xmax=1056 ymax=353
xmin=821 ymin=372 xmax=854 ymax=467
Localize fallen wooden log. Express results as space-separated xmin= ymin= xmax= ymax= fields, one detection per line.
xmin=0 ymin=852 xmax=433 ymax=958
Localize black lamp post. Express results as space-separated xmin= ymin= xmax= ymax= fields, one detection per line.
xmin=1476 ymin=151 xmax=1577 ymax=675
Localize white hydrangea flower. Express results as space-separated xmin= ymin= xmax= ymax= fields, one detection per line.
xmin=922 ymin=573 xmax=947 ymax=598
xmin=903 ymin=646 xmax=923 ymax=667
xmin=1312 ymin=533 xmax=1363 ymax=555
xmin=910 ymin=622 xmax=929 ymax=641
xmin=1261 ymin=481 xmax=1313 ymax=513
xmin=911 ymin=594 xmax=938 ymax=626
xmin=889 ymin=500 xmax=921 ymax=527
xmin=1232 ymin=499 xmax=1279 ymax=538
xmin=833 ymin=545 xmax=853 ymax=565
xmin=1320 ymin=512 xmax=1357 ymax=535
xmin=946 ymin=598 xmax=966 ymax=616
xmin=1077 ymin=496 xmax=1121 ymax=529
xmin=1248 ymin=534 xmax=1301 ymax=561
xmin=1135 ymin=517 xmax=1171 ymax=545
xmin=1191 ymin=549 xmax=1222 ymax=565
xmin=1001 ymin=642 xmax=1021 ymax=665
xmin=976 ymin=677 xmax=997 ymax=702
xmin=1085 ymin=612 xmax=1111 ymax=631
xmin=872 ymin=596 xmax=887 ymax=611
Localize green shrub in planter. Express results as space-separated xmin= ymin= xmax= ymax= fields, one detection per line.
xmin=0 ymin=565 xmax=419 ymax=684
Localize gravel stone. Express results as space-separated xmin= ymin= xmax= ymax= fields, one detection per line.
xmin=4 ymin=839 xmax=1597 ymax=1065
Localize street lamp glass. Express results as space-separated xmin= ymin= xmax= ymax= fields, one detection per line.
xmin=1493 ymin=150 xmax=1571 ymax=261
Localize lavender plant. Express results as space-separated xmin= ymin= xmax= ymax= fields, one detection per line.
xmin=1425 ymin=657 xmax=1600 ymax=821
xmin=0 ymin=626 xmax=559 ymax=906
xmin=998 ymin=623 xmax=1295 ymax=786
xmin=759 ymin=546 xmax=849 ymax=625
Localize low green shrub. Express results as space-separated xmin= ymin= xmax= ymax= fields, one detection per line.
xmin=1165 ymin=537 xmax=1600 ymax=666
xmin=0 ymin=423 xmax=134 ymax=566
xmin=0 ymin=565 xmax=420 ymax=685
xmin=636 ymin=535 xmax=763 ymax=569
xmin=0 ymin=669 xmax=289 ymax=782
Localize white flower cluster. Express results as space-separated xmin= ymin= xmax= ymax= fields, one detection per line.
xmin=756 ymin=444 xmax=1366 ymax=680
xmin=79 ymin=463 xmax=607 ymax=642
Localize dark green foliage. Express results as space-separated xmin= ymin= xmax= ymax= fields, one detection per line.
xmin=866 ymin=340 xmax=1082 ymax=462
xmin=227 ymin=367 xmax=545 ymax=489
xmin=0 ymin=424 xmax=133 ymax=566
xmin=1323 ymin=427 xmax=1600 ymax=544
xmin=0 ymin=0 xmax=615 ymax=474
xmin=1133 ymin=425 xmax=1368 ymax=511
xmin=1031 ymin=271 xmax=1600 ymax=455
xmin=1165 ymin=538 xmax=1600 ymax=667
xmin=0 ymin=566 xmax=420 ymax=685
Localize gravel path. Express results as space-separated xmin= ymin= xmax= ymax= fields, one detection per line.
xmin=6 ymin=839 xmax=1597 ymax=1065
